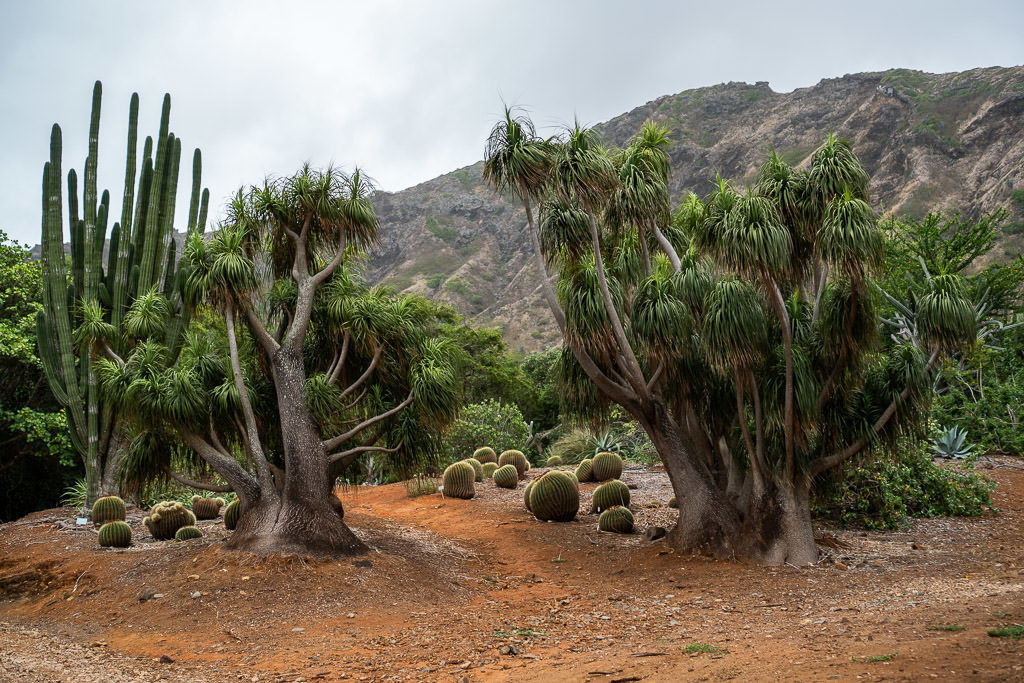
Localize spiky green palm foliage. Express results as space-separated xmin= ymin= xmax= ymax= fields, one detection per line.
xmin=38 ymin=82 xmax=208 ymax=509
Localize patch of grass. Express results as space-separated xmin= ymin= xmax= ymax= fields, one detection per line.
xmin=382 ymin=275 xmax=413 ymax=291
xmin=683 ymin=642 xmax=725 ymax=654
xmin=987 ymin=625 xmax=1024 ymax=639
xmin=991 ymin=611 xmax=1013 ymax=618
xmin=494 ymin=628 xmax=547 ymax=638
xmin=444 ymin=277 xmax=471 ymax=296
xmin=409 ymin=251 xmax=460 ymax=276
xmin=852 ymin=652 xmax=898 ymax=663
xmin=425 ymin=215 xmax=458 ymax=244
xmin=404 ymin=476 xmax=439 ymax=498
xmin=927 ymin=624 xmax=964 ymax=631
xmin=482 ymin=575 xmax=498 ymax=583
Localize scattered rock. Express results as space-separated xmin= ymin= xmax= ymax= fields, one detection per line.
xmin=190 ymin=591 xmax=202 ymax=599
xmin=643 ymin=526 xmax=667 ymax=542
xmin=159 ymin=654 xmax=175 ymax=664
xmin=139 ymin=589 xmax=155 ymax=602
xmin=352 ymin=559 xmax=373 ymax=568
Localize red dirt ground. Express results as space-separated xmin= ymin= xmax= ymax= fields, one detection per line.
xmin=1 ymin=459 xmax=1022 ymax=682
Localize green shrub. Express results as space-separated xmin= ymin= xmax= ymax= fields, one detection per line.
xmin=812 ymin=442 xmax=996 ymax=530
xmin=440 ymin=400 xmax=529 ymax=463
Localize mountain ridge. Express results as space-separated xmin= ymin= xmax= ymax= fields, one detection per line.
xmin=368 ymin=66 xmax=1024 ymax=352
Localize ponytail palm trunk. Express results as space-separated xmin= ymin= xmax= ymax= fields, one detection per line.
xmin=486 ymin=114 xmax=969 ymax=565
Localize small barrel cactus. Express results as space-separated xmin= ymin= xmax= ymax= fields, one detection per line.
xmin=442 ymin=461 xmax=476 ymax=499
xmin=591 ymin=479 xmax=630 ymax=513
xmin=498 ymin=449 xmax=530 ymax=476
xmin=575 ymin=458 xmax=593 ymax=483
xmin=668 ymin=496 xmax=679 ymax=508
xmin=97 ymin=520 xmax=132 ymax=547
xmin=492 ymin=464 xmax=519 ymax=489
xmin=523 ymin=480 xmax=535 ymax=511
xmin=598 ymin=506 xmax=634 ymax=533
xmin=482 ymin=462 xmax=499 ymax=478
xmin=224 ymin=499 xmax=242 ymax=530
xmin=191 ymin=496 xmax=225 ymax=520
xmin=473 ymin=447 xmax=497 ymax=464
xmin=529 ymin=471 xmax=579 ymax=522
xmin=591 ymin=451 xmax=623 ymax=481
xmin=91 ymin=495 xmax=126 ymax=525
xmin=460 ymin=458 xmax=484 ymax=482
xmin=565 ymin=471 xmax=579 ymax=488
xmin=175 ymin=525 xmax=203 ymax=541
xmin=545 ymin=455 xmax=563 ymax=467
xmin=144 ymin=501 xmax=193 ymax=540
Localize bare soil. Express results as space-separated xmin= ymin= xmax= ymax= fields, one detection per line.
xmin=1 ymin=458 xmax=1022 ymax=682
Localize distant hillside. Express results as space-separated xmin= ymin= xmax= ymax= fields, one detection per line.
xmin=368 ymin=66 xmax=1024 ymax=352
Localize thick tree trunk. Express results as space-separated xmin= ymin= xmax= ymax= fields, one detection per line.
xmin=225 ymin=348 xmax=367 ymax=557
xmin=99 ymin=435 xmax=125 ymax=497
xmin=736 ymin=482 xmax=818 ymax=566
xmin=640 ymin=401 xmax=739 ymax=559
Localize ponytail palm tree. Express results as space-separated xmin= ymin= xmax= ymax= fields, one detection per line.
xmin=93 ymin=165 xmax=458 ymax=556
xmin=486 ymin=110 xmax=975 ymax=565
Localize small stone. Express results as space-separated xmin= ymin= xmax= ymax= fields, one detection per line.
xmin=190 ymin=591 xmax=201 ymax=599
xmin=187 ymin=574 xmax=200 ymax=580
xmin=353 ymin=559 xmax=373 ymax=568
xmin=643 ymin=526 xmax=667 ymax=542
xmin=347 ymin=612 xmax=356 ymax=618
xmin=912 ymin=542 xmax=926 ymax=550
xmin=292 ymin=627 xmax=305 ymax=632
xmin=159 ymin=654 xmax=175 ymax=664
xmin=835 ymin=562 xmax=848 ymax=571
xmin=139 ymin=589 xmax=155 ymax=602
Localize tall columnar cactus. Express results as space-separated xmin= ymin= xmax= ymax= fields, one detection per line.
xmin=575 ymin=458 xmax=593 ymax=482
xmin=461 ymin=458 xmax=484 ymax=482
xmin=598 ymin=506 xmax=634 ymax=533
xmin=482 ymin=462 xmax=499 ymax=478
xmin=442 ymin=461 xmax=476 ymax=499
xmin=591 ymin=479 xmax=630 ymax=513
xmin=37 ymin=81 xmax=208 ymax=510
xmin=528 ymin=471 xmax=579 ymax=522
xmin=143 ymin=501 xmax=193 ymax=540
xmin=91 ymin=495 xmax=126 ymax=524
xmin=492 ymin=464 xmax=519 ymax=489
xmin=97 ymin=520 xmax=132 ymax=547
xmin=472 ymin=447 xmax=497 ymax=464
xmin=191 ymin=496 xmax=225 ymax=520
xmin=590 ymin=451 xmax=623 ymax=481
xmin=224 ymin=499 xmax=242 ymax=530
xmin=498 ymin=450 xmax=530 ymax=476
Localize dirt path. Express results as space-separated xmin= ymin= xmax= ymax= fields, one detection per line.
xmin=1 ymin=459 xmax=1022 ymax=681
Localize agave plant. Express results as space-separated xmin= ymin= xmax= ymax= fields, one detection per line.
xmin=589 ymin=431 xmax=624 ymax=456
xmin=931 ymin=425 xmax=975 ymax=459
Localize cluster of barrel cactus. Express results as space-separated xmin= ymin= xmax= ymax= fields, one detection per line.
xmin=174 ymin=525 xmax=203 ymax=541
xmin=575 ymin=459 xmax=593 ymax=482
xmin=98 ymin=520 xmax=133 ymax=547
xmin=545 ymin=455 xmax=563 ymax=467
xmin=591 ymin=479 xmax=630 ymax=513
xmin=144 ymin=501 xmax=195 ymax=540
xmin=461 ymin=458 xmax=484 ymax=482
xmin=91 ymin=495 xmax=126 ymax=524
xmin=472 ymin=447 xmax=497 ymax=464
xmin=442 ymin=461 xmax=476 ymax=499
xmin=498 ymin=450 xmax=530 ymax=476
xmin=528 ymin=471 xmax=579 ymax=522
xmin=492 ymin=464 xmax=519 ymax=489
xmin=224 ymin=499 xmax=242 ymax=530
xmin=598 ymin=506 xmax=634 ymax=533
xmin=191 ymin=496 xmax=225 ymax=520
xmin=482 ymin=462 xmax=499 ymax=478
xmin=591 ymin=451 xmax=624 ymax=481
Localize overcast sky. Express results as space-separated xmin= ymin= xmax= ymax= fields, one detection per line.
xmin=1 ymin=1 xmax=1022 ymax=244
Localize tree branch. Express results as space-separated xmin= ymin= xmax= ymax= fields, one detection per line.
xmin=338 ymin=343 xmax=382 ymax=399
xmin=162 ymin=465 xmax=233 ymax=493
xmin=322 ymin=390 xmax=413 ymax=452
xmin=329 ymin=441 xmax=403 ymax=469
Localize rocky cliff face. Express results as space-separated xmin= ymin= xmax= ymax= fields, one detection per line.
xmin=369 ymin=66 xmax=1024 ymax=352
